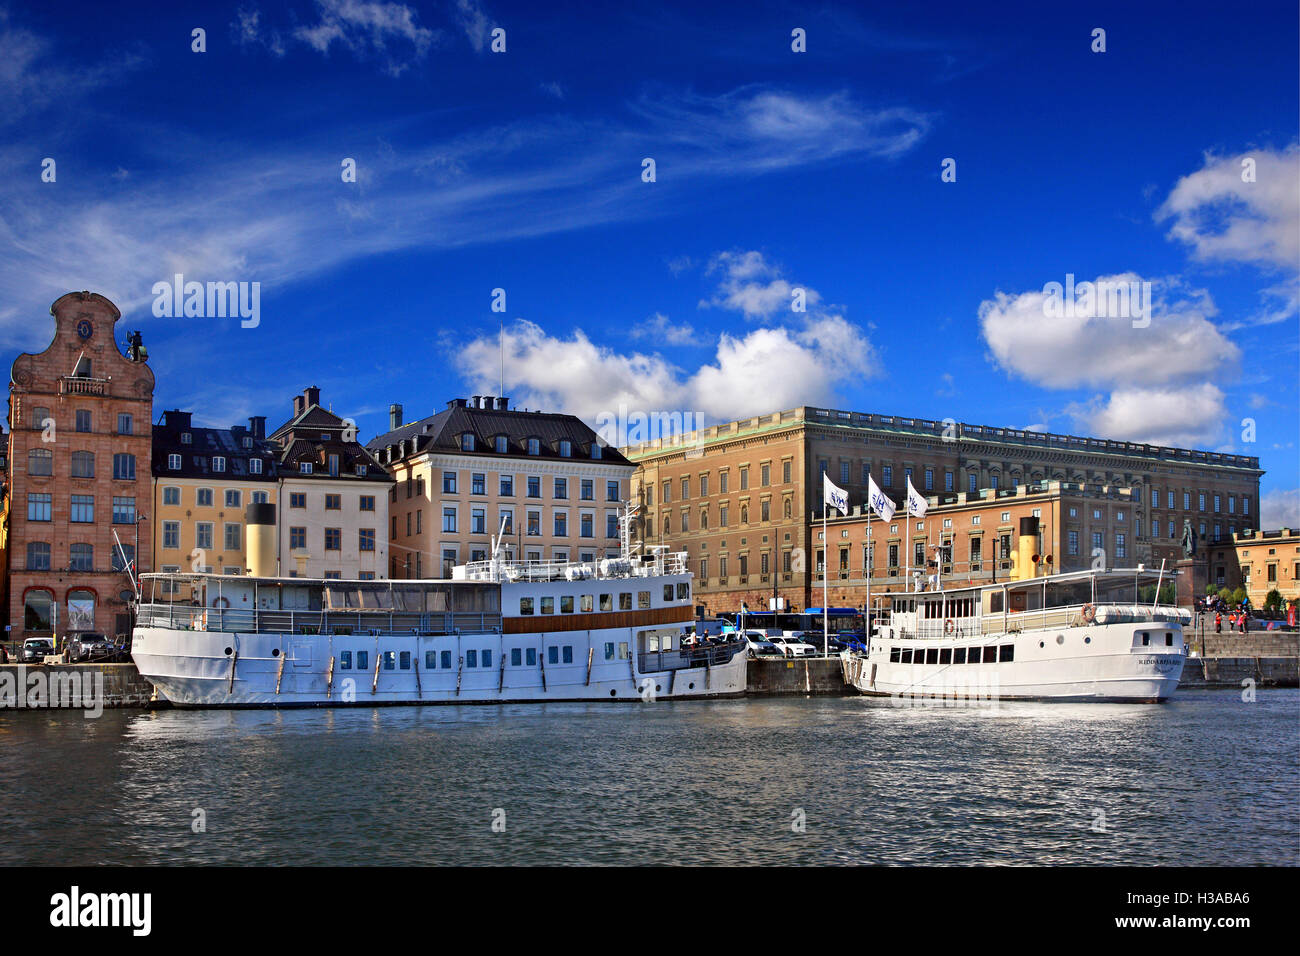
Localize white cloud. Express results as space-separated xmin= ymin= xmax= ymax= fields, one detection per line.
xmin=631 ymin=312 xmax=697 ymax=346
xmin=979 ymin=273 xmax=1237 ymax=390
xmin=538 ymin=80 xmax=564 ymax=100
xmin=291 ymin=0 xmax=440 ymax=75
xmin=1156 ymin=144 xmax=1300 ymax=271
xmin=1260 ymin=488 xmax=1300 ymax=530
xmin=233 ymin=7 xmax=286 ymax=57
xmin=1065 ymin=384 xmax=1229 ymax=448
xmin=454 ymin=0 xmax=492 ymax=52
xmin=701 ymin=250 xmax=822 ymax=319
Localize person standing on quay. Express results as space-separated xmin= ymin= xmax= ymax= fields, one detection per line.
xmin=1215 ymin=612 xmax=1223 ymax=633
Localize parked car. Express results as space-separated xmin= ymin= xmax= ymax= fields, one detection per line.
xmin=769 ymin=633 xmax=819 ymax=657
xmin=21 ymin=638 xmax=55 ymax=664
xmin=68 ymin=632 xmax=116 ymax=663
xmin=741 ymin=630 xmax=782 ymax=657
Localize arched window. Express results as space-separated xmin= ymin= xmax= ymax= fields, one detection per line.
xmin=67 ymin=589 xmax=96 ymax=629
xmin=71 ymin=451 xmax=94 ymax=478
xmin=24 ymin=590 xmax=54 ymax=631
xmin=28 ymin=448 xmax=52 ymax=476
xmin=26 ymin=542 xmax=51 ymax=570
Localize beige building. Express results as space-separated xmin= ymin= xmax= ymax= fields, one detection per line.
xmin=1234 ymin=528 xmax=1300 ymax=606
xmin=367 ymin=397 xmax=634 ymax=577
xmin=624 ymin=405 xmax=1263 ymax=615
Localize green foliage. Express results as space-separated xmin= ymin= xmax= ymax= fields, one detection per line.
xmin=1217 ymin=587 xmax=1233 ymax=604
xmin=1231 ymin=587 xmax=1247 ymax=605
xmin=1263 ymin=589 xmax=1283 ymax=612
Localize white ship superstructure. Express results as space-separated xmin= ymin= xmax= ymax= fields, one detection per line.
xmin=843 ymin=567 xmax=1190 ymax=703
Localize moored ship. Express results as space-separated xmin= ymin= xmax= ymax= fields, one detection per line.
xmin=130 ymin=514 xmax=746 ymax=707
xmin=842 ymin=566 xmax=1190 ymax=703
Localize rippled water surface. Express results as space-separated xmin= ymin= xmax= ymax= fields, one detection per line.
xmin=1 ymin=689 xmax=1296 ymax=865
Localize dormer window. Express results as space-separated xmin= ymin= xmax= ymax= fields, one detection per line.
xmin=242 ymin=437 xmax=253 ymax=449
xmin=250 ymin=458 xmax=263 ymax=475
xmin=321 ymin=433 xmax=330 ymax=441
xmin=461 ymin=433 xmax=474 ymax=452
xmin=527 ymin=438 xmax=540 ymax=456
xmin=181 ymin=432 xmax=192 ymax=444
xmin=300 ymin=461 xmax=313 ymax=474
xmin=591 ymin=444 xmax=602 ymax=460
xmin=213 ymin=456 xmax=226 ymax=473
xmin=559 ymin=440 xmax=572 ymax=457
xmin=168 ymin=454 xmax=181 ymax=470
xmin=356 ymin=464 xmax=368 ymax=476
xmin=495 ymin=436 xmax=508 ymax=454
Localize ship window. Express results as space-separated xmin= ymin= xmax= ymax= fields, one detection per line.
xmin=541 ymin=597 xmax=554 ymax=614
xmin=638 ymin=591 xmax=651 ymax=609
xmin=520 ymin=597 xmax=534 ymax=615
xmin=441 ymin=650 xmax=452 ymax=669
xmin=340 ymin=651 xmax=352 ymax=669
xmin=939 ymin=648 xmax=952 ymax=664
xmin=604 ymin=642 xmax=615 ymax=660
xmin=560 ymin=595 xmax=573 ymax=613
xmin=999 ymin=644 xmax=1014 ymax=662
xmin=600 ymin=594 xmax=612 ymax=612
xmin=526 ymin=648 xmax=537 ymax=666
xmin=466 ymin=650 xmax=477 ymax=667
xmin=925 ymin=648 xmax=939 ymax=664
xmin=425 ymin=651 xmax=437 ymax=669
xmin=900 ymin=648 xmax=913 ymax=664
xmin=399 ymin=651 xmax=411 ymax=670
xmin=983 ymin=646 xmax=998 ymax=663
xmin=1141 ymin=632 xmax=1150 ymax=646
xmin=1166 ymin=632 xmax=1174 ymax=647
xmin=618 ymin=642 xmax=630 ymax=660
xmin=356 ymin=651 xmax=369 ymax=671
xmin=580 ymin=594 xmax=593 ymax=612
xmin=548 ymin=646 xmax=559 ymax=664
xmin=990 ymin=592 xmax=1003 ymax=613
xmin=383 ymin=651 xmax=395 ymax=670
xmin=563 ymin=646 xmax=573 ymax=664
xmin=511 ymin=648 xmax=522 ymax=666
xmin=889 ymin=646 xmax=900 ymax=662
xmin=619 ymin=593 xmax=632 ymax=610
xmin=482 ymin=649 xmax=492 ymax=668
xmin=677 ymin=583 xmax=689 ymax=599
xmin=954 ymin=647 xmax=967 ymax=664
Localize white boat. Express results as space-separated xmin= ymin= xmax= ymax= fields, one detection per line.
xmin=130 ymin=543 xmax=745 ymax=708
xmin=842 ymin=567 xmax=1189 ymax=703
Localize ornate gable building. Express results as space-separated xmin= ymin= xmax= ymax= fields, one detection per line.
xmin=7 ymin=292 xmax=155 ymax=641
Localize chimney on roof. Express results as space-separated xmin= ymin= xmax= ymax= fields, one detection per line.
xmin=390 ymin=404 xmax=403 ymax=430
xmin=495 ymin=396 xmax=508 ymax=411
xmin=472 ymin=395 xmax=483 ymax=409
xmin=292 ymin=393 xmax=304 ymax=417
xmin=248 ymin=416 xmax=266 ymax=440
xmin=164 ymin=409 xmax=192 ymax=431
xmin=304 ymin=386 xmax=320 ymax=409
xmin=447 ymin=398 xmax=467 ymax=410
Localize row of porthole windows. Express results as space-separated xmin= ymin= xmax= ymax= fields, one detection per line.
xmin=326 ymin=642 xmax=636 ymax=672
xmin=890 ymin=644 xmax=1014 ymax=665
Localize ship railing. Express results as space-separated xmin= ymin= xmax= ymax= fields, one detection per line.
xmin=638 ymin=640 xmax=740 ymax=673
xmin=985 ymin=603 xmax=1189 ymax=634
xmin=894 ymin=619 xmax=985 ymax=641
xmin=457 ymin=552 xmax=689 ymax=583
xmin=136 ymin=602 xmax=501 ymax=636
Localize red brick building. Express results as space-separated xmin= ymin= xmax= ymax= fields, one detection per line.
xmin=6 ymin=292 xmax=154 ymax=642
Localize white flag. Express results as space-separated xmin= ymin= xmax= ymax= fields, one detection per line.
xmin=823 ymin=473 xmax=849 ymax=516
xmin=906 ymin=477 xmax=928 ymax=518
xmin=866 ymin=473 xmax=897 ymax=522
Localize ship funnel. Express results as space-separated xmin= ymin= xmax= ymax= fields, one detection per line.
xmin=246 ymin=502 xmax=277 ymax=577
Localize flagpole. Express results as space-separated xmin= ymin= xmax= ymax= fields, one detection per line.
xmin=865 ymin=505 xmax=872 ymax=646
xmin=822 ymin=498 xmax=829 ymax=658
xmin=905 ymin=492 xmax=911 ymax=593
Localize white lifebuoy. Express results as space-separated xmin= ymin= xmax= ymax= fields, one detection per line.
xmin=944 ymin=618 xmax=955 ymax=635
xmin=1080 ymin=603 xmax=1096 ymax=623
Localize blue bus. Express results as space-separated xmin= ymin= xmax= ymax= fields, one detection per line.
xmin=719 ymin=607 xmax=865 ymax=640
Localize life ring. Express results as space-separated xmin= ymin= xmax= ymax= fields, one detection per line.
xmin=213 ymin=597 xmax=230 ymax=609
xmin=1080 ymin=603 xmax=1096 ymax=623
xmin=944 ymin=618 xmax=955 ymax=635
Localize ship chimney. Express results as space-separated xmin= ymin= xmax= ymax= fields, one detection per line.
xmin=390 ymin=403 xmax=403 ymax=430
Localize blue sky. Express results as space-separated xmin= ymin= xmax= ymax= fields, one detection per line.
xmin=2 ymin=0 xmax=1297 ymax=523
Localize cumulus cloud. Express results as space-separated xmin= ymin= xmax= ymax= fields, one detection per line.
xmin=701 ymin=250 xmax=822 ymax=319
xmin=631 ymin=312 xmax=697 ymax=346
xmin=1065 ymin=384 xmax=1229 ymax=448
xmin=1260 ymin=488 xmax=1300 ymax=530
xmin=1156 ymin=144 xmax=1300 ymax=271
xmin=245 ymin=0 xmax=442 ymax=75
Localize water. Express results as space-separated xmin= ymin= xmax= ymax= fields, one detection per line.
xmin=1 ymin=689 xmax=1296 ymax=866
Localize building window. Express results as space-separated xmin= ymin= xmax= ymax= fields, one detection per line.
xmin=606 ymin=480 xmax=619 ymax=502
xmin=525 ymin=476 xmax=540 ymax=498
xmin=968 ymin=473 xmax=977 ymax=493
xmin=882 ymin=466 xmax=893 ymax=487
xmin=113 ymin=453 xmax=136 ymax=480
xmin=443 ymin=508 xmax=457 ymax=533
xmin=300 ymin=461 xmax=313 ymax=474
xmin=226 ymin=490 xmax=242 ymax=508
xmin=112 ymin=543 xmax=135 ymax=573
xmin=554 ymin=513 xmax=568 ymax=536
xmin=289 ymin=492 xmax=305 ymax=509
xmin=117 ymin=413 xmax=133 ymax=435
xmin=461 ymin=433 xmax=475 ymax=452
xmin=75 ymin=409 xmax=92 ymax=432
xmin=924 ymin=468 xmax=934 ymax=491
xmin=581 ymin=513 xmax=594 ymax=538
xmin=213 ymin=456 xmax=226 ymax=473
xmin=325 ymin=494 xmax=341 ymax=510
xmin=27 ymin=493 xmax=52 ymax=522
xmin=112 ymin=496 xmax=136 ymax=524
xmin=555 ymin=478 xmax=568 ymax=499
xmin=26 ymin=542 xmax=51 ymax=571
xmin=359 ymin=528 xmax=375 ymax=552
xmin=582 ymin=479 xmax=594 ymax=501
xmin=1068 ymin=530 xmax=1079 ymax=555
xmin=471 ymin=508 xmax=486 ymax=534
xmin=163 ymin=521 xmax=181 ymax=549
xmin=527 ymin=510 xmax=540 ymax=536
xmin=224 ymin=523 xmax=241 ymax=551
xmin=69 ymin=543 xmax=94 ymax=571
xmin=28 ymin=448 xmax=53 ymax=476
xmin=70 ymin=495 xmax=94 ymax=523
xmin=740 ymin=467 xmax=749 ymax=490
xmin=68 ymin=450 xmax=95 ymax=478
xmin=559 ymin=440 xmax=572 ymax=457
xmin=324 ymin=528 xmax=341 ymax=551
xmin=1116 ymin=533 xmax=1127 ymax=559
xmin=24 ymin=589 xmax=54 ymax=629
xmin=290 ymin=527 xmax=306 ymax=549
xmin=249 ymin=458 xmax=263 ymax=475
xmin=196 ymin=522 xmax=213 ymax=550
xmin=162 ymin=486 xmax=180 ymax=506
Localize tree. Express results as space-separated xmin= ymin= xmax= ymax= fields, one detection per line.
xmin=1231 ymin=587 xmax=1247 ymax=606
xmin=1218 ymin=587 xmax=1233 ymax=605
xmin=1264 ymin=589 xmax=1283 ymax=613
xmin=1205 ymin=583 xmax=1218 ymax=595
